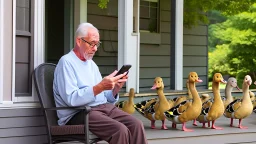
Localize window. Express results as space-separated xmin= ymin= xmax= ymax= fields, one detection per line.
xmin=140 ymin=0 xmax=159 ymax=33
xmin=15 ymin=0 xmax=34 ymax=96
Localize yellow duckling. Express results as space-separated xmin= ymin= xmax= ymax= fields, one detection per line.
xmin=134 ymin=77 xmax=170 ymax=129
xmin=196 ymin=73 xmax=227 ymax=129
xmin=164 ymin=72 xmax=203 ymax=132
xmin=116 ymin=88 xmax=135 ymax=114
xmin=225 ymin=75 xmax=253 ymax=129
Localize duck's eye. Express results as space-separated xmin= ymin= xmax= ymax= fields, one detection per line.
xmin=232 ymin=81 xmax=233 ymax=82
xmin=217 ymin=76 xmax=219 ymax=78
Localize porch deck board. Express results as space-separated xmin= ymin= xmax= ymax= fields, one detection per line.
xmin=65 ymin=112 xmax=256 ymax=144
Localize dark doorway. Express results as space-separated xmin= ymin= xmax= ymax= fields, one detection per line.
xmin=45 ymin=0 xmax=74 ymax=64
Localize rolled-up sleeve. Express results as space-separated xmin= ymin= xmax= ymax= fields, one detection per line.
xmin=104 ymin=90 xmax=119 ymax=104
xmin=54 ymin=59 xmax=96 ymax=106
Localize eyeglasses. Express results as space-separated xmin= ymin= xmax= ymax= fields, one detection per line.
xmin=81 ymin=38 xmax=101 ymax=48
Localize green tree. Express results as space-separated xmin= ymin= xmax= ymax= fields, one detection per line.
xmin=98 ymin=0 xmax=256 ymax=28
xmin=98 ymin=0 xmax=109 ymax=9
xmin=184 ymin=0 xmax=256 ymax=28
xmin=208 ymin=4 xmax=256 ymax=88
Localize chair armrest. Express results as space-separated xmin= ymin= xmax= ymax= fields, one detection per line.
xmin=45 ymin=106 xmax=91 ymax=113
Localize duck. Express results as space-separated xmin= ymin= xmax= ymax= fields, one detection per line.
xmin=222 ymin=77 xmax=240 ymax=109
xmin=224 ymin=75 xmax=253 ymax=129
xmin=134 ymin=77 xmax=170 ymax=129
xmin=249 ymin=91 xmax=255 ymax=101
xmin=164 ymin=72 xmax=203 ymax=132
xmin=196 ymin=73 xmax=227 ymax=129
xmin=116 ymin=88 xmax=135 ymax=114
xmin=133 ymin=98 xmax=158 ymax=116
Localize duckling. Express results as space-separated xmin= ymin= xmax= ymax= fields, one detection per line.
xmin=116 ymin=88 xmax=135 ymax=114
xmin=224 ymin=75 xmax=253 ymax=129
xmin=134 ymin=77 xmax=170 ymax=129
xmin=196 ymin=73 xmax=227 ymax=129
xmin=164 ymin=72 xmax=203 ymax=132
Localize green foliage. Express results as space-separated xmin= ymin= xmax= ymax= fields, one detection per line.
xmin=184 ymin=0 xmax=256 ymax=28
xmin=98 ymin=0 xmax=109 ymax=9
xmin=208 ymin=3 xmax=256 ymax=88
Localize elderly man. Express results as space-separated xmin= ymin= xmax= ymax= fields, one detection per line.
xmin=53 ymin=22 xmax=148 ymax=144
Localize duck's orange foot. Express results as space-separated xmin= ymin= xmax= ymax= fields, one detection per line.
xmin=238 ymin=125 xmax=248 ymax=129
xmin=151 ymin=120 xmax=156 ymax=129
xmin=202 ymin=123 xmax=206 ymax=128
xmin=172 ymin=123 xmax=177 ymax=128
xmin=183 ymin=128 xmax=194 ymax=132
xmin=161 ymin=125 xmax=168 ymax=130
xmin=182 ymin=122 xmax=193 ymax=132
xmin=192 ymin=119 xmax=197 ymax=126
xmin=151 ymin=125 xmax=156 ymax=129
xmin=211 ymin=126 xmax=223 ymax=130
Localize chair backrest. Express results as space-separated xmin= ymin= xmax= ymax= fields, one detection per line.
xmin=34 ymin=63 xmax=58 ymax=125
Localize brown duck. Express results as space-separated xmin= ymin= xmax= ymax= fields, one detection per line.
xmin=196 ymin=73 xmax=227 ymax=129
xmin=116 ymin=88 xmax=135 ymax=114
xmin=164 ymin=72 xmax=203 ymax=132
xmin=134 ymin=77 xmax=170 ymax=129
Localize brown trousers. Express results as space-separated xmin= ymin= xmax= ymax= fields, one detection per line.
xmin=67 ymin=103 xmax=148 ymax=144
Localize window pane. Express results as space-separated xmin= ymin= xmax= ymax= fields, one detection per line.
xmin=149 ymin=18 xmax=157 ymax=32
xmin=16 ymin=0 xmax=30 ymax=31
xmin=140 ymin=0 xmax=149 ymax=6
xmin=150 ymin=2 xmax=158 ymax=7
xmin=140 ymin=18 xmax=150 ymax=31
xmin=140 ymin=6 xmax=149 ymax=18
xmin=139 ymin=0 xmax=159 ymax=33
xmin=150 ymin=8 xmax=157 ymax=19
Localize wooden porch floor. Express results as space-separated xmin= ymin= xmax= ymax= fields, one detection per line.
xmin=92 ymin=111 xmax=256 ymax=144
xmin=65 ymin=90 xmax=256 ymax=144
xmin=138 ymin=111 xmax=256 ymax=144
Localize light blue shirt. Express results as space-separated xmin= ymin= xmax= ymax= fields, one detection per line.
xmin=53 ymin=50 xmax=119 ymax=126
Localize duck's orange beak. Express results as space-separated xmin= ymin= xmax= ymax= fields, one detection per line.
xmin=236 ymin=86 xmax=240 ymax=91
xmin=151 ymin=84 xmax=157 ymax=90
xmin=196 ymin=78 xmax=203 ymax=83
xmin=221 ymin=79 xmax=227 ymax=84
xmin=247 ymin=80 xmax=252 ymax=86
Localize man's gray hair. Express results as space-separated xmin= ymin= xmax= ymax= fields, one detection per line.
xmin=75 ymin=23 xmax=99 ymax=38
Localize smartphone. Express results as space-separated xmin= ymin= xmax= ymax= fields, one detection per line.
xmin=114 ymin=64 xmax=132 ymax=77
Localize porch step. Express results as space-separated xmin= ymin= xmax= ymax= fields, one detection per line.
xmin=147 ymin=132 xmax=256 ymax=144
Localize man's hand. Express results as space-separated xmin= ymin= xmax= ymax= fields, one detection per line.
xmin=112 ymin=75 xmax=128 ymax=97
xmin=93 ymin=71 xmax=128 ymax=96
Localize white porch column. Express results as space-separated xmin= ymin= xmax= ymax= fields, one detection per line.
xmin=118 ymin=0 xmax=140 ymax=93
xmin=0 ymin=0 xmax=4 ymax=102
xmin=74 ymin=0 xmax=87 ymax=29
xmin=171 ymin=0 xmax=183 ymax=90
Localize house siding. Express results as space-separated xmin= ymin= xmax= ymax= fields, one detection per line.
xmin=140 ymin=0 xmax=208 ymax=90
xmin=0 ymin=108 xmax=48 ymax=144
xmin=0 ymin=0 xmax=208 ymax=143
xmin=87 ymin=0 xmax=119 ymax=78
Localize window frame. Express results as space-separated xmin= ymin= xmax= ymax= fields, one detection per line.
xmin=11 ymin=0 xmax=45 ymax=103
xmin=139 ymin=0 xmax=160 ymax=33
